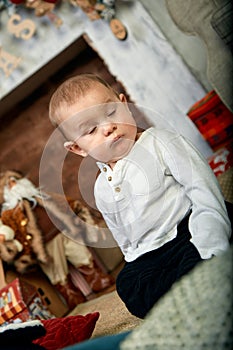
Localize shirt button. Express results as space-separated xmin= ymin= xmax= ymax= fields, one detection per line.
xmin=108 ymin=176 xmax=112 ymax=181
xmin=103 ymin=167 xmax=107 ymax=172
xmin=115 ymin=187 xmax=121 ymax=192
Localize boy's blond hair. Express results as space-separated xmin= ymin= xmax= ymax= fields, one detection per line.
xmin=49 ymin=73 xmax=118 ymax=126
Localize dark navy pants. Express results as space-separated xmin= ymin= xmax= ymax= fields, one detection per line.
xmin=116 ymin=202 xmax=233 ymax=319
xmin=115 ymin=213 xmax=200 ymax=318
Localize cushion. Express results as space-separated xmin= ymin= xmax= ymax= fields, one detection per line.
xmin=211 ymin=1 xmax=233 ymax=49
xmin=165 ymin=0 xmax=233 ymax=112
xmin=33 ymin=313 xmax=100 ymax=350
xmin=120 ymin=246 xmax=233 ymax=350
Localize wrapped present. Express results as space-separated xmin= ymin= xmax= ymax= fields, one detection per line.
xmin=187 ymin=90 xmax=233 ymax=150
xmin=208 ymin=143 xmax=233 ymax=177
xmin=0 ymin=277 xmax=54 ymax=326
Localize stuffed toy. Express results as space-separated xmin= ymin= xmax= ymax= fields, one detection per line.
xmin=0 ymin=170 xmax=114 ymax=310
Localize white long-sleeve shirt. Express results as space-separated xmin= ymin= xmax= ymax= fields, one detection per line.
xmin=94 ymin=127 xmax=231 ymax=262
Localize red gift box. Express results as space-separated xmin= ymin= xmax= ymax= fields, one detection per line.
xmin=187 ymin=90 xmax=233 ymax=151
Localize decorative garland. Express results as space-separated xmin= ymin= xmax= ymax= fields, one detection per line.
xmin=0 ymin=0 xmax=128 ymax=78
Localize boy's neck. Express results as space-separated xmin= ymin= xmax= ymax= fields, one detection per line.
xmin=136 ymin=132 xmax=142 ymax=141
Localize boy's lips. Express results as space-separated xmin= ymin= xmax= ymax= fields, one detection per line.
xmin=111 ymin=135 xmax=123 ymax=145
xmin=113 ymin=135 xmax=122 ymax=142
xmin=109 ymin=134 xmax=123 ymax=147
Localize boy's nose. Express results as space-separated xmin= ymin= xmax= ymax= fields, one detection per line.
xmin=102 ymin=123 xmax=117 ymax=136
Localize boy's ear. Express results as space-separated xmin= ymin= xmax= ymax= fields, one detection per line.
xmin=119 ymin=93 xmax=131 ymax=113
xmin=64 ymin=141 xmax=88 ymax=157
xmin=119 ymin=93 xmax=127 ymax=102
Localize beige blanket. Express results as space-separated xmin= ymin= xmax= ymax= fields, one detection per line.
xmin=68 ymin=290 xmax=142 ymax=338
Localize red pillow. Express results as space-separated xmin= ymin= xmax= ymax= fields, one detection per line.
xmin=33 ymin=312 xmax=100 ymax=350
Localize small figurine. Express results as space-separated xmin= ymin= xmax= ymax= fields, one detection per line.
xmin=71 ymin=0 xmax=128 ymax=40
xmin=9 ymin=0 xmax=62 ymax=26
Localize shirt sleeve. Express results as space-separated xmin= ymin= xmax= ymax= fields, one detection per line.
xmin=162 ymin=134 xmax=231 ymax=259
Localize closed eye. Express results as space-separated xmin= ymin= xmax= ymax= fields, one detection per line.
xmin=107 ymin=109 xmax=116 ymax=117
xmin=87 ymin=126 xmax=97 ymax=135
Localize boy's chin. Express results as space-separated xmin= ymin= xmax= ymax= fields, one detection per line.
xmin=91 ymin=144 xmax=134 ymax=164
